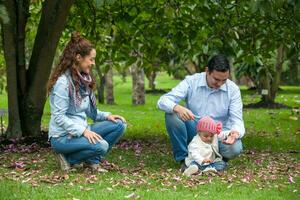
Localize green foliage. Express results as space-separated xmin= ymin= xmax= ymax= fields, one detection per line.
xmin=233 ymin=0 xmax=299 ymax=62
xmin=14 ymin=0 xmax=298 ymax=85
xmin=63 ymin=0 xmax=299 ymax=83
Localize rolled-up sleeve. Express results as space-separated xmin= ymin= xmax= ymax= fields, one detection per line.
xmin=95 ymin=110 xmax=111 ymax=121
xmin=85 ymin=103 xmax=111 ymax=122
xmin=51 ymin=78 xmax=86 ymax=137
xmin=157 ymin=78 xmax=189 ymax=113
xmin=229 ymin=88 xmax=245 ymax=138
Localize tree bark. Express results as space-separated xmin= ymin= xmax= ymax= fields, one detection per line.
xmin=260 ymin=44 xmax=285 ymax=104
xmin=131 ymin=62 xmax=145 ymax=105
xmin=2 ymin=0 xmax=74 ymax=138
xmin=105 ymin=66 xmax=115 ymax=104
xmin=146 ymin=71 xmax=157 ymax=90
xmin=259 ymin=73 xmax=272 ymax=103
xmin=270 ymin=44 xmax=285 ymax=101
xmin=95 ymin=65 xmax=105 ymax=104
xmin=22 ymin=0 xmax=74 ymax=136
xmin=288 ymin=51 xmax=299 ymax=84
xmin=229 ymin=58 xmax=237 ymax=83
xmin=2 ymin=1 xmax=21 ymax=137
xmin=184 ymin=60 xmax=196 ymax=75
xmin=281 ymin=50 xmax=299 ymax=85
xmin=121 ymin=69 xmax=127 ymax=83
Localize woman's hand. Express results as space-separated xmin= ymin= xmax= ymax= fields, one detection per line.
xmin=83 ymin=129 xmax=102 ymax=144
xmin=107 ymin=114 xmax=126 ymax=123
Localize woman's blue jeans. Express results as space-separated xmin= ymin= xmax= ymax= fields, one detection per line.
xmin=50 ymin=120 xmax=126 ymax=165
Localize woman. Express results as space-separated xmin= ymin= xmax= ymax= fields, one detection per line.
xmin=47 ymin=32 xmax=126 ymax=171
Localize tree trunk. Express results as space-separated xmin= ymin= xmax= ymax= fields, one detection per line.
xmin=270 ymin=44 xmax=285 ymax=101
xmin=2 ymin=0 xmax=74 ymax=138
xmin=288 ymin=51 xmax=299 ymax=85
xmin=2 ymin=0 xmax=30 ymax=137
xmin=184 ymin=60 xmax=196 ymax=75
xmin=146 ymin=71 xmax=157 ymax=90
xmin=95 ymin=65 xmax=105 ymax=104
xmin=196 ymin=54 xmax=209 ymax=72
xmin=105 ymin=66 xmax=115 ymax=104
xmin=131 ymin=63 xmax=145 ymax=105
xmin=229 ymin=58 xmax=237 ymax=83
xmin=121 ymin=69 xmax=127 ymax=83
xmin=260 ymin=44 xmax=285 ymax=104
xmin=281 ymin=50 xmax=299 ymax=85
xmin=23 ymin=0 xmax=74 ymax=136
xmin=259 ymin=73 xmax=273 ymax=103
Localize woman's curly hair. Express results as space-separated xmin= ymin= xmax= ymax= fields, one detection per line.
xmin=47 ymin=32 xmax=96 ymax=95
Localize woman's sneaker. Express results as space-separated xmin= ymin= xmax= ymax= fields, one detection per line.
xmin=183 ymin=165 xmax=199 ymax=176
xmin=71 ymin=163 xmax=83 ymax=170
xmin=55 ymin=153 xmax=70 ymax=172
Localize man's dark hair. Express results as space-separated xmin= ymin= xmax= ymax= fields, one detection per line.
xmin=208 ymin=54 xmax=230 ymax=72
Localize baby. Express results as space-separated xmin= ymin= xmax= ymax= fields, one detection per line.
xmin=183 ymin=116 xmax=227 ymax=176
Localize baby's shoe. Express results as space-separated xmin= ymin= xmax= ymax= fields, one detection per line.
xmin=183 ymin=165 xmax=199 ymax=176
xmin=202 ymin=166 xmax=217 ymax=173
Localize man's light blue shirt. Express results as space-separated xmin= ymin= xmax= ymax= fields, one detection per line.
xmin=157 ymin=72 xmax=245 ymax=138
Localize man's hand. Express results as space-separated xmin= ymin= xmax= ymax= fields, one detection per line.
xmin=222 ymin=130 xmax=239 ymax=145
xmin=83 ymin=129 xmax=102 ymax=144
xmin=107 ymin=114 xmax=126 ymax=123
xmin=173 ymin=105 xmax=195 ymax=121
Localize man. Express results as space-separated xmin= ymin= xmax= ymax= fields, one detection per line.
xmin=157 ymin=54 xmax=244 ymax=170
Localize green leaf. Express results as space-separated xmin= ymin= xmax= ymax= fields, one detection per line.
xmin=138 ymin=11 xmax=151 ymax=20
xmin=129 ymin=7 xmax=138 ymax=17
xmin=95 ymin=0 xmax=104 ymax=8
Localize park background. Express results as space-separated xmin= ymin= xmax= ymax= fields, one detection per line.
xmin=0 ymin=0 xmax=299 ymax=199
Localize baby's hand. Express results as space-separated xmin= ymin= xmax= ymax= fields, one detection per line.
xmin=202 ymin=159 xmax=212 ymax=164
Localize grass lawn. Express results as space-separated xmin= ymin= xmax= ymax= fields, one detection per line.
xmin=0 ymin=73 xmax=299 ymax=199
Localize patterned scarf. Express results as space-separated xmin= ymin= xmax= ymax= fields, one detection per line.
xmin=68 ymin=70 xmax=96 ymax=108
